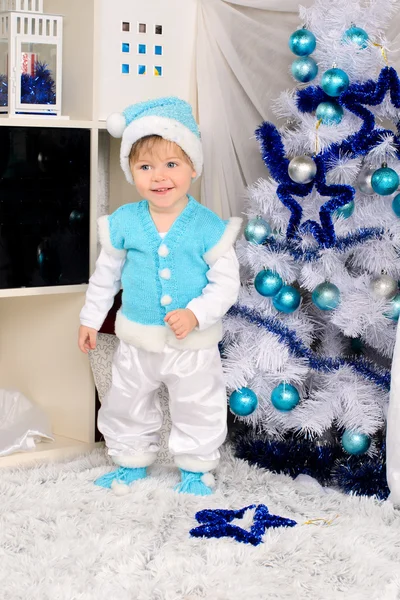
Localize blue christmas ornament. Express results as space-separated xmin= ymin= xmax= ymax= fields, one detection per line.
xmin=334 ymin=200 xmax=354 ymax=219
xmin=272 ymin=285 xmax=301 ymax=313
xmin=321 ymin=68 xmax=350 ymax=97
xmin=271 ymin=383 xmax=300 ymax=412
xmin=229 ymin=388 xmax=258 ymax=417
xmin=254 ymin=269 xmax=283 ymax=297
xmin=343 ymin=26 xmax=369 ymax=49
xmin=385 ymin=293 xmax=400 ymax=321
xmin=312 ymin=282 xmax=341 ymax=311
xmin=392 ymin=193 xmax=400 ymax=217
xmin=371 ymin=165 xmax=399 ymax=196
xmin=288 ymin=28 xmax=316 ymax=56
xmin=316 ymin=101 xmax=344 ymax=125
xmin=341 ymin=430 xmax=371 ymax=455
xmin=244 ymin=217 xmax=271 ymax=244
xmin=291 ymin=57 xmax=318 ymax=83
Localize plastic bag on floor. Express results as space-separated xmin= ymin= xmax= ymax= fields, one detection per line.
xmin=0 ymin=389 xmax=53 ymax=457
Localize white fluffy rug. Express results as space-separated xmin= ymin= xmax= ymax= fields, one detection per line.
xmin=1 ymin=447 xmax=400 ymax=600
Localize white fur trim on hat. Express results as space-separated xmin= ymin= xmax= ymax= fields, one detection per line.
xmin=120 ymin=115 xmax=203 ymax=185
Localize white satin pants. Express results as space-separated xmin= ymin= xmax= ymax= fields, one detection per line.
xmin=98 ymin=340 xmax=228 ymax=473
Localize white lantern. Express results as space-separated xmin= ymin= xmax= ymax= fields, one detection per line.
xmin=0 ymin=0 xmax=63 ymax=116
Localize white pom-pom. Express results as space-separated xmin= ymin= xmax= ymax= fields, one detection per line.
xmin=201 ymin=473 xmax=216 ymax=488
xmin=111 ymin=480 xmax=130 ymax=496
xmin=106 ymin=112 xmax=126 ymax=138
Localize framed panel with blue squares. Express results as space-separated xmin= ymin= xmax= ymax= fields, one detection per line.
xmin=138 ymin=65 xmax=146 ymax=76
xmin=154 ymin=66 xmax=163 ymax=77
xmin=138 ymin=43 xmax=146 ymax=55
xmin=122 ymin=42 xmax=130 ymax=53
xmin=154 ymin=45 xmax=163 ymax=56
xmin=121 ymin=63 xmax=130 ymax=75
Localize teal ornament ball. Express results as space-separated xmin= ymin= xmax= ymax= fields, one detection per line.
xmin=343 ymin=26 xmax=369 ymax=49
xmin=321 ymin=68 xmax=350 ymax=97
xmin=312 ymin=282 xmax=341 ymax=311
xmin=316 ymin=101 xmax=344 ymax=125
xmin=273 ymin=285 xmax=301 ymax=313
xmin=334 ymin=200 xmax=354 ymax=219
xmin=229 ymin=388 xmax=258 ymax=417
xmin=244 ymin=217 xmax=271 ymax=245
xmin=371 ymin=165 xmax=399 ymax=196
xmin=385 ymin=293 xmax=400 ymax=321
xmin=288 ymin=28 xmax=317 ymax=56
xmin=350 ymin=337 xmax=363 ymax=354
xmin=254 ymin=269 xmax=283 ymax=297
xmin=271 ymin=383 xmax=300 ymax=412
xmin=291 ymin=56 xmax=318 ymax=83
xmin=392 ymin=193 xmax=400 ymax=217
xmin=341 ymin=430 xmax=371 ymax=455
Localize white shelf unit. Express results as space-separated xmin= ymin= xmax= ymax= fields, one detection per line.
xmin=0 ymin=435 xmax=102 ymax=468
xmin=0 ymin=0 xmax=198 ymax=467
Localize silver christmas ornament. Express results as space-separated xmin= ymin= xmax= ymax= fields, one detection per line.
xmin=370 ymin=274 xmax=398 ymax=300
xmin=288 ymin=155 xmax=317 ymax=184
xmin=357 ymin=165 xmax=375 ymax=195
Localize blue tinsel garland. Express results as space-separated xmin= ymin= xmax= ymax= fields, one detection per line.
xmin=263 ymin=227 xmax=384 ymax=262
xmin=233 ymin=429 xmax=389 ymax=500
xmin=333 ymin=441 xmax=389 ymax=501
xmin=233 ymin=430 xmax=342 ymax=483
xmin=0 ymin=62 xmax=56 ymax=107
xmin=256 ymin=66 xmax=400 ymax=248
xmin=228 ymin=304 xmax=390 ymax=391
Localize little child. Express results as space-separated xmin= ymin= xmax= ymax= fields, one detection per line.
xmin=78 ymin=97 xmax=242 ymax=495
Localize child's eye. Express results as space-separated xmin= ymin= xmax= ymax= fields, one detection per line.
xmin=140 ymin=165 xmax=151 ymax=171
xmin=167 ymin=162 xmax=177 ymax=168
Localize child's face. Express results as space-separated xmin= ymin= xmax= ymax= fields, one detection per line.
xmin=130 ymin=139 xmax=196 ymax=211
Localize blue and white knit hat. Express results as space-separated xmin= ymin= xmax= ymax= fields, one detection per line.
xmin=106 ymin=97 xmax=203 ymax=185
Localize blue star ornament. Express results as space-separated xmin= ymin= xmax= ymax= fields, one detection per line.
xmin=190 ymin=504 xmax=296 ymax=546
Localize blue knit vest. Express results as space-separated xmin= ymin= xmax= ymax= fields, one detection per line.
xmin=106 ymin=196 xmax=228 ymax=327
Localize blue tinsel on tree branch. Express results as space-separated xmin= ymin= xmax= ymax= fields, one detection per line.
xmin=255 ymin=66 xmax=400 ymax=248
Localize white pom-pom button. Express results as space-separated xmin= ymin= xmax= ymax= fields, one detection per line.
xmin=161 ymin=295 xmax=172 ymax=306
xmin=159 ymin=268 xmax=171 ymax=280
xmin=201 ymin=473 xmax=216 ymax=488
xmin=111 ymin=480 xmax=130 ymax=496
xmin=106 ymin=112 xmax=126 ymax=138
xmin=158 ymin=244 xmax=169 ymax=257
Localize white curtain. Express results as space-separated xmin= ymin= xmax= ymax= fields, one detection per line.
xmin=196 ymin=0 xmax=314 ymax=218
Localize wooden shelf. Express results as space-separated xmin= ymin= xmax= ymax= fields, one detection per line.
xmin=0 ymin=435 xmax=103 ymax=468
xmin=0 ymin=117 xmax=96 ymax=129
xmin=0 ymin=284 xmax=88 ymax=299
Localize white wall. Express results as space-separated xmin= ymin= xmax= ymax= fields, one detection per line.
xmin=98 ymin=0 xmax=198 ymax=120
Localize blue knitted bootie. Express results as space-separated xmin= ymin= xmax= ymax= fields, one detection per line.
xmin=95 ymin=466 xmax=147 ymax=495
xmin=174 ymin=469 xmax=215 ymax=496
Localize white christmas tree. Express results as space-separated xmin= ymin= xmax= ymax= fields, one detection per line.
xmin=223 ymin=0 xmax=400 ymax=499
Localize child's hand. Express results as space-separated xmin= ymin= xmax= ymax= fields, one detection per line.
xmin=78 ymin=325 xmax=98 ymax=353
xmin=164 ymin=309 xmax=199 ymax=339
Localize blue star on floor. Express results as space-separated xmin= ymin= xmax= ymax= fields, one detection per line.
xmin=190 ymin=504 xmax=297 ymax=546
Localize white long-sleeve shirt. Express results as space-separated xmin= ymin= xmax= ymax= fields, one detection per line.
xmin=80 ymin=245 xmax=240 ymax=333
